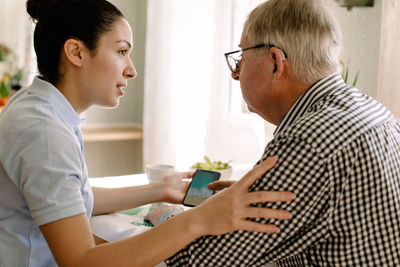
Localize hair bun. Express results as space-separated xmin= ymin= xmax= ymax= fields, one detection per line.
xmin=26 ymin=0 xmax=57 ymax=22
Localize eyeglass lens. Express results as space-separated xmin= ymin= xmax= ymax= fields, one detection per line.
xmin=227 ymin=52 xmax=241 ymax=72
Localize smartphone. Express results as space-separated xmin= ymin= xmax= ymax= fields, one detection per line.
xmin=182 ymin=169 xmax=221 ymax=207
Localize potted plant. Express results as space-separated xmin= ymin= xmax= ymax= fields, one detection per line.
xmin=340 ymin=59 xmax=360 ymax=86
xmin=0 ymin=75 xmax=10 ymax=106
xmin=0 ymin=44 xmax=11 ymax=74
xmin=0 ymin=44 xmax=25 ymax=108
xmin=191 ymin=156 xmax=233 ymax=180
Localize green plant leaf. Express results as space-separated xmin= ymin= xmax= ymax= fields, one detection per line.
xmin=344 ymin=68 xmax=349 ymax=84
xmin=352 ymin=70 xmax=360 ymax=87
xmin=0 ymin=79 xmax=10 ymax=98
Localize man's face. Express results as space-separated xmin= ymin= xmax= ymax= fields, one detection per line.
xmin=235 ymin=34 xmax=277 ymax=123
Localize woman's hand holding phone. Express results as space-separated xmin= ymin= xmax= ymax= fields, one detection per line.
xmin=154 ymin=172 xmax=194 ymax=204
xmin=186 ymin=157 xmax=295 ymax=235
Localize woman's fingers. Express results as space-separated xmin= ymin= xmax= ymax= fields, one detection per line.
xmin=241 ymin=207 xmax=292 ymax=220
xmin=237 ymin=157 xmax=277 ymax=188
xmin=170 ymin=171 xmax=193 ymax=179
xmin=235 ymin=221 xmax=279 ymax=234
xmin=246 ymin=191 xmax=295 ymax=204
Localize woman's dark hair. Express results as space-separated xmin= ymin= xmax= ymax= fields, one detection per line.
xmin=26 ymin=0 xmax=124 ymax=84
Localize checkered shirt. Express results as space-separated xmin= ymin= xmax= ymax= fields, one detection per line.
xmin=166 ymin=73 xmax=400 ymax=266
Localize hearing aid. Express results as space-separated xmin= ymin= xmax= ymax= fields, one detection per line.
xmin=279 ymin=49 xmax=286 ymax=62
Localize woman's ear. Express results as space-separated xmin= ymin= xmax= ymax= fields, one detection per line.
xmin=63 ymin=39 xmax=87 ymax=67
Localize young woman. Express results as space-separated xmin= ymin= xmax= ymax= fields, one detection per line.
xmin=0 ymin=0 xmax=294 ymax=266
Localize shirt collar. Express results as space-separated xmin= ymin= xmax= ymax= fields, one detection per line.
xmin=27 ymin=76 xmax=83 ymax=130
xmin=274 ymin=73 xmax=346 ymax=136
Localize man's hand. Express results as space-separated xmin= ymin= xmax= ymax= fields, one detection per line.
xmin=208 ymin=180 xmax=236 ymax=192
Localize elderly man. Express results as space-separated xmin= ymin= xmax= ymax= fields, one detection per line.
xmin=166 ymin=0 xmax=400 ymax=266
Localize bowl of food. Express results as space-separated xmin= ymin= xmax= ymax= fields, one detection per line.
xmin=191 ymin=156 xmax=232 ymax=180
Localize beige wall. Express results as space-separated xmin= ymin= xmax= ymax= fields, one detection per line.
xmin=377 ymin=0 xmax=400 ymax=117
xmin=325 ymin=0 xmax=382 ymax=98
xmin=84 ymin=140 xmax=143 ymax=178
xmin=327 ymin=0 xmax=400 ymax=117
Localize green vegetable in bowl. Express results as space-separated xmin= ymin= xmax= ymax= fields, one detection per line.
xmin=191 ymin=156 xmax=232 ymax=170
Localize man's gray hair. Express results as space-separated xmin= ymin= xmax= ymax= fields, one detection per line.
xmin=244 ymin=0 xmax=342 ymax=84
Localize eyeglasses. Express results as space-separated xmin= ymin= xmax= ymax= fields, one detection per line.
xmin=224 ymin=43 xmax=288 ymax=73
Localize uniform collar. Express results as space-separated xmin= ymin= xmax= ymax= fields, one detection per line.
xmin=27 ymin=76 xmax=83 ymax=130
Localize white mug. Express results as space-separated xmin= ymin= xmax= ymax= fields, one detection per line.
xmin=146 ymin=164 xmax=175 ymax=183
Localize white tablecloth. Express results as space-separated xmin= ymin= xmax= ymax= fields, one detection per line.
xmin=89 ymin=173 xmax=149 ymax=188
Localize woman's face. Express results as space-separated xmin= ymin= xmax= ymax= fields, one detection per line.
xmin=79 ymin=18 xmax=136 ymax=109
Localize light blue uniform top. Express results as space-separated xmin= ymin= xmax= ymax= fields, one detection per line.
xmin=0 ymin=76 xmax=93 ymax=267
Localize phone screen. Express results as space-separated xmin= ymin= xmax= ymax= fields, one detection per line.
xmin=182 ymin=170 xmax=221 ymax=207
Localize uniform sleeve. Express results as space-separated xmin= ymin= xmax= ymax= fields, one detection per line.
xmin=166 ymin=135 xmax=334 ymax=266
xmin=11 ymin=120 xmax=87 ymax=226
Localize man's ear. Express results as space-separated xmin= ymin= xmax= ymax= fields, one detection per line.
xmin=270 ymin=47 xmax=286 ymax=76
xmin=63 ymin=39 xmax=87 ymax=67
